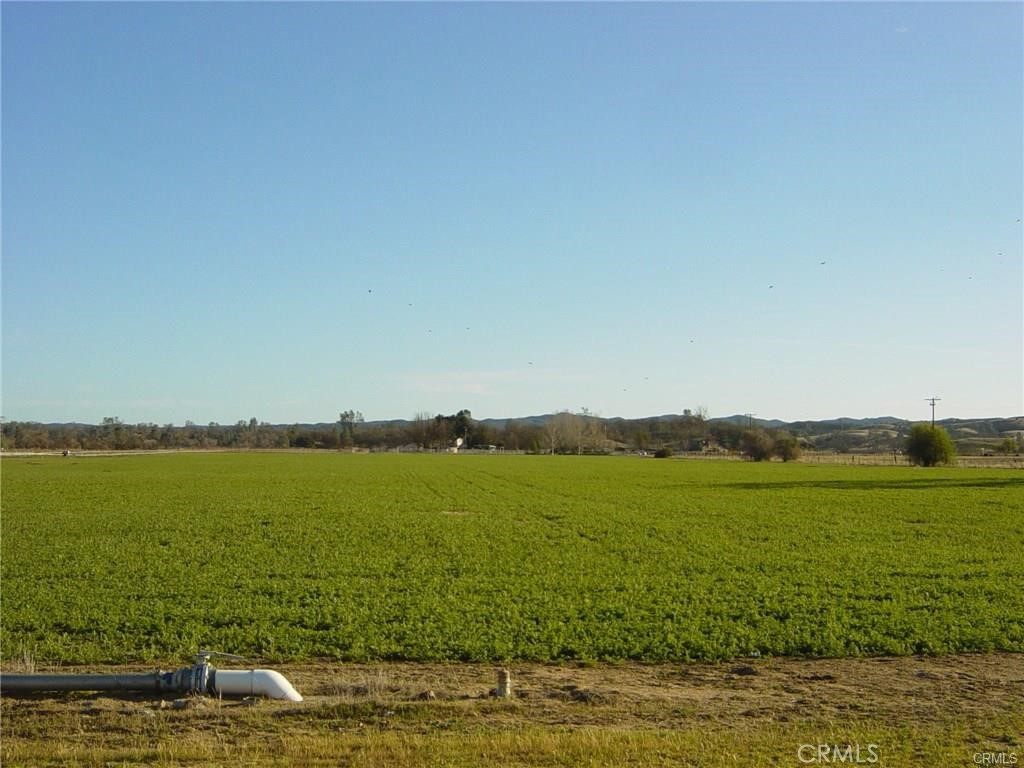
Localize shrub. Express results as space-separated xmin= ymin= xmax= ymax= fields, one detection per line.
xmin=653 ymin=447 xmax=673 ymax=459
xmin=773 ymin=432 xmax=802 ymax=462
xmin=905 ymin=424 xmax=956 ymax=467
xmin=740 ymin=429 xmax=775 ymax=461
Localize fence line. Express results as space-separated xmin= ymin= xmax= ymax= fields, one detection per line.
xmin=798 ymin=452 xmax=1023 ymax=468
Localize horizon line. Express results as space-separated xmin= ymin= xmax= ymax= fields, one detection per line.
xmin=3 ymin=412 xmax=1021 ymax=428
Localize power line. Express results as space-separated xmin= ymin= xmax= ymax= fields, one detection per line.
xmin=924 ymin=397 xmax=941 ymax=428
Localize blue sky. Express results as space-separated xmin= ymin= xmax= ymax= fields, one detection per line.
xmin=2 ymin=2 xmax=1021 ymax=425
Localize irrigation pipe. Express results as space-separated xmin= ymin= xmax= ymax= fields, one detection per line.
xmin=0 ymin=651 xmax=302 ymax=702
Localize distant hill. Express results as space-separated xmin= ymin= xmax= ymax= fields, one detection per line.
xmin=19 ymin=413 xmax=1020 ymax=434
xmin=477 ymin=415 xmax=551 ymax=430
xmin=709 ymin=414 xmax=788 ymax=430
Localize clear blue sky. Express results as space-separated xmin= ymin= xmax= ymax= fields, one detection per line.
xmin=2 ymin=2 xmax=1021 ymax=425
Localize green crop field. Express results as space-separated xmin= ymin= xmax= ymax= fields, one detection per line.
xmin=2 ymin=453 xmax=1022 ymax=665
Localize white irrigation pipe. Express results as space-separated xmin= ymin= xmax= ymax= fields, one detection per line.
xmin=212 ymin=668 xmax=303 ymax=702
xmin=0 ymin=651 xmax=303 ymax=702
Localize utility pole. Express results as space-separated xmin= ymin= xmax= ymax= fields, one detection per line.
xmin=744 ymin=413 xmax=756 ymax=429
xmin=924 ymin=397 xmax=941 ymax=428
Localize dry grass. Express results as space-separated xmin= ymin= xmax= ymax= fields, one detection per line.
xmin=6 ymin=644 xmax=36 ymax=674
xmin=3 ymin=713 xmax=1019 ymax=767
xmin=3 ymin=655 xmax=1022 ymax=766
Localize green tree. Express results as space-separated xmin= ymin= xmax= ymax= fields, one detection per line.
xmin=452 ymin=409 xmax=474 ymax=442
xmin=905 ymin=424 xmax=956 ymax=466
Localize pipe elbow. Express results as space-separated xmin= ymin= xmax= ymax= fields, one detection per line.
xmin=212 ymin=669 xmax=303 ymax=702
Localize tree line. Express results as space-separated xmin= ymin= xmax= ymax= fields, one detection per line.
xmin=4 ymin=411 xmax=988 ymax=464
xmin=1 ymin=409 xmax=730 ymax=455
